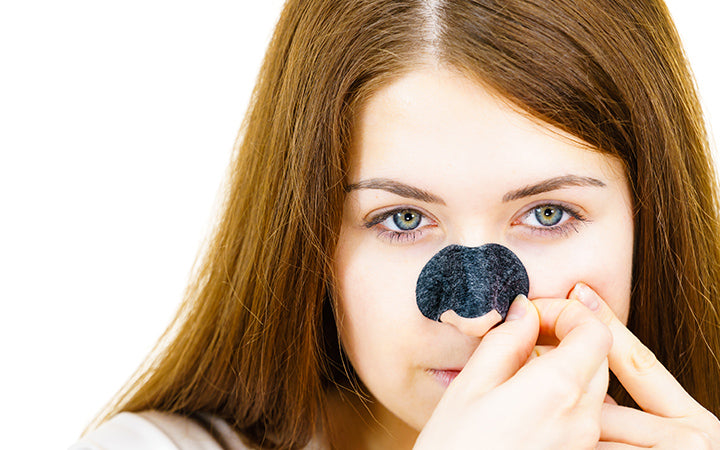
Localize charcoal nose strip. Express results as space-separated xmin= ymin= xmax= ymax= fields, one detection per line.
xmin=415 ymin=244 xmax=530 ymax=321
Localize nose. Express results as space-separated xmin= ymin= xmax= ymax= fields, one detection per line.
xmin=450 ymin=222 xmax=501 ymax=251
xmin=415 ymin=244 xmax=530 ymax=333
xmin=439 ymin=309 xmax=503 ymax=337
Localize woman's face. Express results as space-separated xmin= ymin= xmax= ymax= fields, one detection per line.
xmin=333 ymin=67 xmax=634 ymax=431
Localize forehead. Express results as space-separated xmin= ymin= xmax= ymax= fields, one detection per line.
xmin=348 ymin=67 xmax=625 ymax=198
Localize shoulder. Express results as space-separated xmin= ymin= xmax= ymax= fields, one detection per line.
xmin=69 ymin=410 xmax=252 ymax=450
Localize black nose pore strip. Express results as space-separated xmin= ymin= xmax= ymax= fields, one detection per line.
xmin=415 ymin=244 xmax=529 ymax=321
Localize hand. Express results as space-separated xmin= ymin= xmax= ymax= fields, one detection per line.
xmin=414 ymin=294 xmax=613 ymax=449
xmin=569 ymin=283 xmax=720 ymax=448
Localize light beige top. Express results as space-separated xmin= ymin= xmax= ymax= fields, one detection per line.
xmin=69 ymin=410 xmax=326 ymax=450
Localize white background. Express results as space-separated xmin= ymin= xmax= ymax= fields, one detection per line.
xmin=0 ymin=1 xmax=717 ymax=448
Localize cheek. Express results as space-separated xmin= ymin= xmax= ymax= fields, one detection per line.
xmin=333 ymin=233 xmax=424 ymax=375
xmin=520 ymin=224 xmax=633 ymax=324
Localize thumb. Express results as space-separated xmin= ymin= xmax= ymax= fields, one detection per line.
xmin=452 ymin=295 xmax=540 ymax=395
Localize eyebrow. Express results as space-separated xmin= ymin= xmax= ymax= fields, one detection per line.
xmin=345 ymin=175 xmax=606 ymax=204
xmin=345 ymin=178 xmax=446 ymax=204
xmin=501 ymin=175 xmax=606 ymax=202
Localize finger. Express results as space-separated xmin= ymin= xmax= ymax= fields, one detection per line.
xmin=583 ymin=357 xmax=610 ymax=409
xmin=604 ymin=394 xmax=618 ymax=405
xmin=600 ymin=403 xmax=661 ymax=447
xmin=454 ymin=294 xmax=539 ymax=394
xmin=526 ymin=344 xmax=554 ymax=363
xmin=596 ymin=443 xmax=647 ymax=449
xmin=530 ymin=297 xmax=613 ymax=389
xmin=533 ymin=297 xmax=574 ymax=343
xmin=570 ymin=283 xmax=704 ymax=418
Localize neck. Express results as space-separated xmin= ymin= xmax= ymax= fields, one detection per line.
xmin=324 ymin=386 xmax=418 ymax=450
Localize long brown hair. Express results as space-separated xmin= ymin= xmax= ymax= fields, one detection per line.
xmin=90 ymin=0 xmax=720 ymax=448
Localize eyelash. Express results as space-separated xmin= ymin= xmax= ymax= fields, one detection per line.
xmin=363 ymin=208 xmax=430 ymax=243
xmin=365 ymin=208 xmax=425 ymax=243
xmin=363 ymin=203 xmax=588 ymax=244
xmin=517 ymin=203 xmax=588 ymax=238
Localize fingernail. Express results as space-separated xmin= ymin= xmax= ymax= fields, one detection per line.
xmin=570 ymin=282 xmax=600 ymax=311
xmin=506 ymin=294 xmax=527 ymax=321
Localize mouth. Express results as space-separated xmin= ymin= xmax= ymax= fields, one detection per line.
xmin=427 ymin=368 xmax=462 ymax=387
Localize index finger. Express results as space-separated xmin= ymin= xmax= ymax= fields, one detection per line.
xmin=570 ymin=283 xmax=704 ymax=418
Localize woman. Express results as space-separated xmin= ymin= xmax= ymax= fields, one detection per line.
xmin=74 ymin=0 xmax=720 ymax=448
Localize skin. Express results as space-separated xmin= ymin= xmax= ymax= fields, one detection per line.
xmin=331 ymin=66 xmax=720 ymax=448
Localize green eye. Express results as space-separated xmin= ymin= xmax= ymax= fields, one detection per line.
xmin=392 ymin=209 xmax=421 ymax=230
xmin=534 ymin=205 xmax=563 ymax=226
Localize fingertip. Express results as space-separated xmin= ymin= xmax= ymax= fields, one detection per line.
xmin=569 ymin=282 xmax=616 ymax=326
xmin=505 ymin=294 xmax=528 ymax=321
xmin=552 ymin=297 xmax=613 ymax=350
xmin=488 ymin=294 xmax=539 ymax=341
xmin=570 ymin=282 xmax=600 ymax=311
